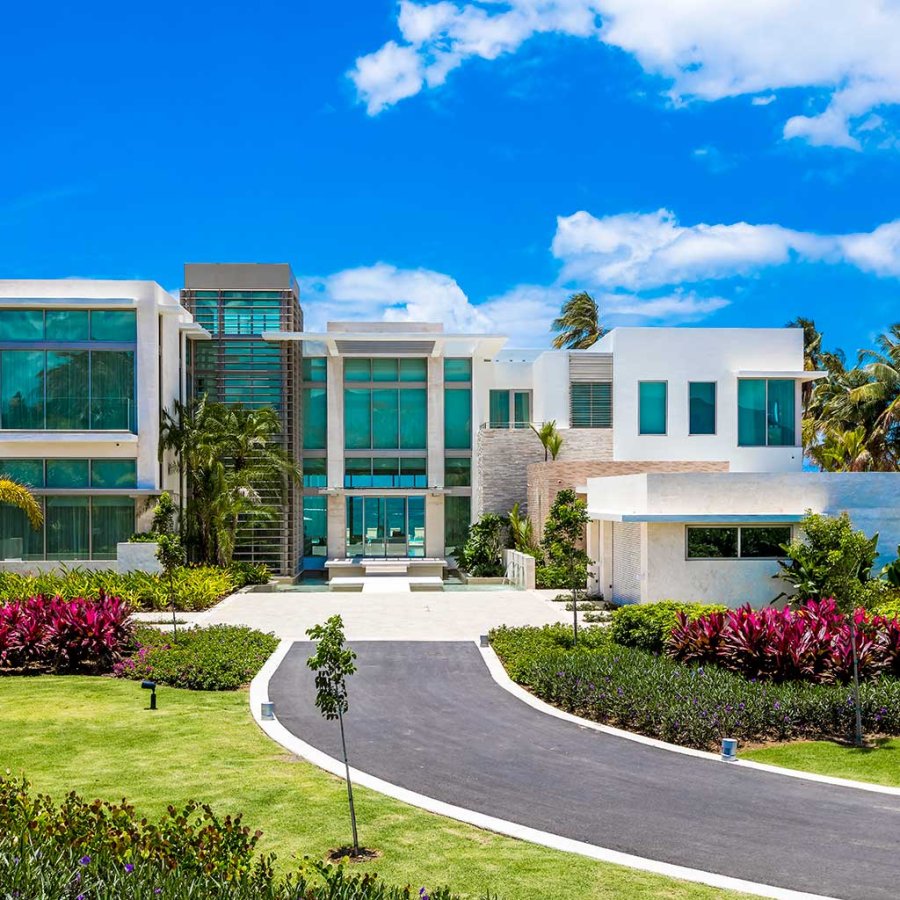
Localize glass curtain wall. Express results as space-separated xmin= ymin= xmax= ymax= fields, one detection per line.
xmin=345 ymin=496 xmax=425 ymax=557
xmin=738 ymin=379 xmax=796 ymax=446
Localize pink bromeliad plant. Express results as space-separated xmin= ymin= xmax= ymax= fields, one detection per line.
xmin=0 ymin=594 xmax=133 ymax=673
xmin=667 ymin=599 xmax=900 ymax=684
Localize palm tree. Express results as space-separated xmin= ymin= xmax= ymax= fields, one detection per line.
xmin=532 ymin=420 xmax=563 ymax=461
xmin=551 ymin=291 xmax=607 ymax=350
xmin=0 ymin=479 xmax=43 ymax=529
xmin=786 ymin=316 xmax=824 ymax=414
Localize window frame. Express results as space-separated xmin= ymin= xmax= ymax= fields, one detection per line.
xmin=737 ymin=378 xmax=798 ymax=448
xmin=688 ymin=381 xmax=717 ymax=436
xmin=685 ymin=524 xmax=794 ymax=560
xmin=638 ymin=380 xmax=668 ymax=436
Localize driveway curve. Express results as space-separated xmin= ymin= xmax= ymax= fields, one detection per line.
xmin=269 ymin=641 xmax=900 ymax=900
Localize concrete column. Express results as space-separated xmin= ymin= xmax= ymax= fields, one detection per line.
xmin=427 ymin=356 xmax=444 ymax=488
xmin=327 ymin=493 xmax=346 ymax=559
xmin=326 ymin=356 xmax=344 ymax=488
xmin=587 ymin=520 xmax=602 ymax=596
xmin=425 ymin=494 xmax=445 ymax=558
xmin=135 ymin=297 xmax=160 ymax=489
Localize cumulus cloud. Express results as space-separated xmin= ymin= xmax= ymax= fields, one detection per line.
xmin=604 ymin=290 xmax=730 ymax=322
xmin=349 ymin=0 xmax=900 ymax=149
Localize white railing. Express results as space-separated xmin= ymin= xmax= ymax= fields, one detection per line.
xmin=504 ymin=548 xmax=536 ymax=590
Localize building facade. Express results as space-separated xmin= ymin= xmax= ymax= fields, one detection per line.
xmin=1 ymin=269 xmax=897 ymax=601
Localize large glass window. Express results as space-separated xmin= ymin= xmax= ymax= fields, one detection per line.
xmin=343 ymin=457 xmax=427 ymax=488
xmin=570 ymin=382 xmax=612 ymax=428
xmin=445 ymin=457 xmax=471 ymax=487
xmin=90 ymin=310 xmax=136 ymax=342
xmin=372 ymin=389 xmax=400 ymax=448
xmin=303 ymin=388 xmax=327 ymax=449
xmin=46 ymin=311 xmax=89 ymax=341
xmin=399 ymin=358 xmax=427 ymax=381
xmin=638 ymin=381 xmax=667 ymax=435
xmin=344 ymin=388 xmax=426 ymax=450
xmin=344 ymin=359 xmax=371 ymax=381
xmin=1 ymin=350 xmax=44 ymax=428
xmin=91 ymin=350 xmax=135 ymax=430
xmin=489 ymin=390 xmax=510 ymax=428
xmin=0 ymin=505 xmax=43 ymax=560
xmin=0 ymin=310 xmax=43 ymax=341
xmin=686 ymin=525 xmax=792 ymax=559
xmin=303 ymin=496 xmax=328 ymax=562
xmin=302 ymin=357 xmax=327 ymax=382
xmin=444 ymin=388 xmax=471 ymax=449
xmin=46 ymin=459 xmax=90 ymax=488
xmin=344 ymin=496 xmax=425 ymax=557
xmin=46 ymin=496 xmax=90 ymax=560
xmin=91 ymin=496 xmax=135 ymax=559
xmin=444 ymin=358 xmax=472 ymax=382
xmin=399 ymin=389 xmax=426 ymax=448
xmin=444 ymin=495 xmax=471 ymax=556
xmin=302 ymin=457 xmax=327 ymax=488
xmin=90 ymin=459 xmax=137 ymax=488
xmin=738 ymin=379 xmax=796 ymax=447
xmin=372 ymin=358 xmax=398 ymax=381
xmin=46 ymin=351 xmax=89 ymax=429
xmin=689 ymin=382 xmax=716 ymax=435
xmin=0 ymin=459 xmax=44 ymax=486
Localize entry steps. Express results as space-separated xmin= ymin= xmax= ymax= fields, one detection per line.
xmin=330 ymin=575 xmax=444 ymax=592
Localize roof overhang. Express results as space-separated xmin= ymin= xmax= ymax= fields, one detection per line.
xmin=736 ymin=370 xmax=827 ymax=381
xmin=588 ymin=512 xmax=805 ymax=523
xmin=262 ymin=330 xmax=507 ymax=358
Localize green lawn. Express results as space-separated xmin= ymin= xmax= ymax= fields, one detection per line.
xmin=742 ymin=738 xmax=900 ymax=787
xmin=0 ymin=676 xmax=753 ymax=900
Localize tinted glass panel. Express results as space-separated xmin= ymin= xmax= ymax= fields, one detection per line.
xmin=91 ymin=496 xmax=134 ymax=559
xmin=90 ymin=350 xmax=134 ymax=430
xmin=689 ymin=382 xmax=716 ymax=435
xmin=372 ymin=389 xmax=399 ymax=448
xmin=514 ymin=392 xmax=530 ymax=428
xmin=767 ymin=379 xmax=795 ymax=447
xmin=1 ymin=350 xmax=45 ymax=428
xmin=738 ymin=380 xmax=767 ymax=446
xmin=46 ymin=496 xmax=90 ymax=559
xmin=372 ymin=358 xmax=399 ymax=381
xmin=444 ymin=388 xmax=471 ymax=449
xmin=444 ymin=358 xmax=472 ymax=382
xmin=489 ymin=390 xmax=510 ymax=428
xmin=0 ymin=459 xmax=44 ymax=486
xmin=303 ymin=388 xmax=327 ymax=449
xmin=400 ymin=457 xmax=427 ymax=488
xmin=0 ymin=310 xmax=43 ymax=341
xmin=408 ymin=496 xmax=425 ymax=557
xmin=0 ymin=504 xmax=43 ymax=560
xmin=639 ymin=381 xmax=667 ymax=435
xmin=90 ymin=310 xmax=136 ymax=341
xmin=90 ymin=459 xmax=137 ymax=488
xmin=444 ymin=457 xmax=471 ymax=487
xmin=344 ymin=388 xmax=371 ymax=449
xmin=46 ymin=310 xmax=89 ymax=341
xmin=344 ymin=358 xmax=371 ymax=381
xmin=46 ymin=459 xmax=90 ymax=488
xmin=399 ymin=389 xmax=427 ymax=449
xmin=303 ymin=497 xmax=328 ymax=559
xmin=399 ymin=358 xmax=427 ymax=381
xmin=46 ymin=351 xmax=89 ymax=429
xmin=372 ymin=456 xmax=401 ymax=488
xmin=302 ymin=357 xmax=327 ymax=382
xmin=687 ymin=527 xmax=738 ymax=559
xmin=302 ymin=457 xmax=327 ymax=487
xmin=740 ymin=526 xmax=792 ymax=558
xmin=444 ymin=495 xmax=471 ymax=555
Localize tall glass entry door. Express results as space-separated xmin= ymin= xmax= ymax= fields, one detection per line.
xmin=346 ymin=496 xmax=425 ymax=557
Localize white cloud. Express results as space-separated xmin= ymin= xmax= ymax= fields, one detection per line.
xmin=751 ymin=94 xmax=776 ymax=107
xmin=604 ymin=290 xmax=730 ymax=322
xmin=350 ymin=0 xmax=900 ymax=149
xmin=839 ymin=220 xmax=900 ymax=277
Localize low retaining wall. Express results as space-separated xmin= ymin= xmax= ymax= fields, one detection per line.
xmin=504 ymin=549 xmax=536 ymax=590
xmin=0 ymin=541 xmax=162 ymax=576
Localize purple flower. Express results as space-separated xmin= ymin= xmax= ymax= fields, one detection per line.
xmin=79 ymin=855 xmax=91 ymax=866
xmin=420 ymin=890 xmax=432 ymax=900
xmin=125 ymin=863 xmax=135 ymax=873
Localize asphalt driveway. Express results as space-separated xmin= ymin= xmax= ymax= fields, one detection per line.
xmin=269 ymin=641 xmax=900 ymax=900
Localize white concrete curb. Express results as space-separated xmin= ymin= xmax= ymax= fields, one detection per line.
xmin=480 ymin=645 xmax=900 ymax=797
xmin=249 ymin=639 xmax=835 ymax=900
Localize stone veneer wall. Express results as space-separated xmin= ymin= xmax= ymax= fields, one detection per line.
xmin=526 ymin=459 xmax=731 ymax=539
xmin=474 ymin=427 xmax=614 ymax=517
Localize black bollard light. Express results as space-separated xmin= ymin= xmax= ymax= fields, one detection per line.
xmin=141 ymin=679 xmax=157 ymax=710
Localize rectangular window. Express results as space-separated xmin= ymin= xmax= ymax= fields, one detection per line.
xmin=444 ymin=495 xmax=471 ymax=555
xmin=302 ymin=457 xmax=327 ymax=488
xmin=1 ymin=350 xmax=45 ymax=428
xmin=344 ymin=388 xmax=371 ymax=449
xmin=90 ymin=350 xmax=135 ymax=430
xmin=46 ymin=351 xmax=89 ymax=429
xmin=638 ymin=381 xmax=667 ymax=435
xmin=689 ymin=382 xmax=716 ymax=435
xmin=372 ymin=358 xmax=399 ymax=382
xmin=489 ymin=390 xmax=510 ymax=428
xmin=303 ymin=497 xmax=328 ymax=560
xmin=46 ymin=459 xmax=90 ymax=488
xmin=399 ymin=358 xmax=427 ymax=381
xmin=344 ymin=457 xmax=372 ymax=487
xmin=570 ymin=382 xmax=612 ymax=428
xmin=0 ymin=310 xmax=43 ymax=341
xmin=91 ymin=496 xmax=135 ymax=559
xmin=344 ymin=358 xmax=371 ymax=381
xmin=400 ymin=456 xmax=427 ymax=487
xmin=372 ymin=389 xmax=400 ymax=448
xmin=513 ymin=391 xmax=531 ymax=428
xmin=738 ymin=379 xmax=796 ymax=447
xmin=0 ymin=458 xmax=44 ymax=486
xmin=739 ymin=526 xmax=792 ymax=558
xmin=302 ymin=388 xmax=327 ymax=449
xmin=444 ymin=388 xmax=472 ymax=449
xmin=46 ymin=496 xmax=90 ymax=560
xmin=343 ymin=456 xmax=427 ymax=488
xmin=46 ymin=311 xmax=89 ymax=341
xmin=90 ymin=310 xmax=136 ymax=342
xmin=302 ymin=357 xmax=327 ymax=382
xmin=444 ymin=358 xmax=472 ymax=382
xmin=90 ymin=459 xmax=137 ymax=488
xmin=0 ymin=502 xmax=44 ymax=560
xmin=686 ymin=526 xmax=738 ymax=559
xmin=445 ymin=457 xmax=471 ymax=487
xmin=398 ymin=389 xmax=426 ymax=449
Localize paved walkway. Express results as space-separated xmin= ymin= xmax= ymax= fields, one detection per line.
xmin=199 ymin=588 xmax=566 ymax=639
xmin=270 ymin=641 xmax=900 ymax=900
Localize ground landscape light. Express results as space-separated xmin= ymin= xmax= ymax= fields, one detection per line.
xmin=721 ymin=737 xmax=738 ymax=761
xmin=141 ymin=679 xmax=157 ymax=710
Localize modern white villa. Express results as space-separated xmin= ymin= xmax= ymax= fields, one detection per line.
xmin=1 ymin=264 xmax=898 ymax=605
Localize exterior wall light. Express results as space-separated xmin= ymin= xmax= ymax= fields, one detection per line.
xmin=141 ymin=679 xmax=157 ymax=710
xmin=721 ymin=737 xmax=738 ymax=761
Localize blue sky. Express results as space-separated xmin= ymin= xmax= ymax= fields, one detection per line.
xmin=1 ymin=0 xmax=898 ymax=351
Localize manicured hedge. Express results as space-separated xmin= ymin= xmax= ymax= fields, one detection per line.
xmin=490 ymin=625 xmax=900 ymax=750
xmin=0 ymin=595 xmax=132 ymax=673
xmin=0 ymin=775 xmax=474 ymax=900
xmin=0 ymin=566 xmax=236 ymax=611
xmin=610 ymin=601 xmax=728 ymax=653
xmin=115 ymin=625 xmax=279 ymax=690
xmin=667 ymin=599 xmax=900 ymax=682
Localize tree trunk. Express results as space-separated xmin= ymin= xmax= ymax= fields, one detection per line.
xmin=337 ymin=706 xmax=360 ymax=855
xmin=848 ymin=614 xmax=864 ymax=748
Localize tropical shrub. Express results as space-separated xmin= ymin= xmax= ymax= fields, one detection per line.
xmin=0 ymin=775 xmax=472 ymax=900
xmin=492 ymin=626 xmax=900 ymax=749
xmin=229 ymin=560 xmax=272 ymax=586
xmin=115 ymin=625 xmax=279 ymax=690
xmin=538 ymin=490 xmax=589 ymax=590
xmin=490 ymin=623 xmax=609 ymax=681
xmin=667 ymin=599 xmax=900 ymax=683
xmin=0 ymin=566 xmax=235 ymax=611
xmin=507 ymin=502 xmax=540 ymax=557
xmin=458 ymin=514 xmax=507 ymax=577
xmin=0 ymin=595 xmax=133 ymax=673
xmin=610 ymin=601 xmax=728 ymax=653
